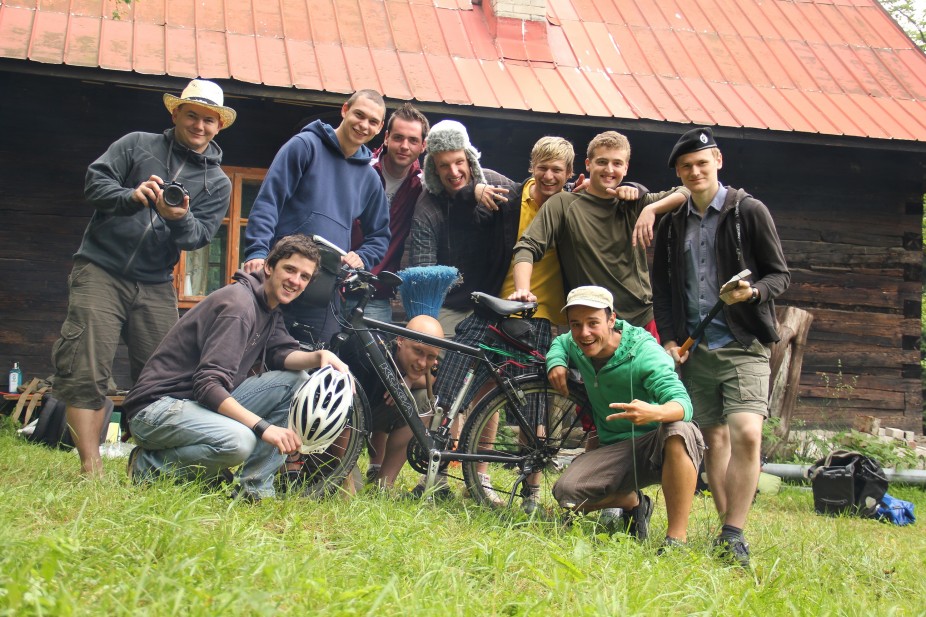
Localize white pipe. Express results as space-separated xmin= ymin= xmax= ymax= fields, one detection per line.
xmin=763 ymin=463 xmax=926 ymax=485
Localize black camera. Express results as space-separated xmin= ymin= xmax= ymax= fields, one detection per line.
xmin=160 ymin=181 xmax=189 ymax=207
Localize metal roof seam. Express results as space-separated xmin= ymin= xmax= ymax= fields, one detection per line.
xmin=329 ymin=0 xmax=359 ymax=93
xmin=829 ymin=4 xmax=910 ymax=101
xmin=793 ymin=3 xmax=870 ymax=97
xmin=356 ymin=0 xmax=385 ymax=93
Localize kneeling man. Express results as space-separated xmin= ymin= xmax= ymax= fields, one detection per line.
xmin=342 ymin=315 xmax=444 ymax=489
xmin=123 ymin=235 xmax=348 ymax=500
xmin=547 ymin=286 xmax=703 ymax=549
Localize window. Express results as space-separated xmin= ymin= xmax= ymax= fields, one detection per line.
xmin=174 ymin=166 xmax=265 ymax=308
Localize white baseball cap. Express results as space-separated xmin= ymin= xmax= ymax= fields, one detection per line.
xmin=562 ymin=286 xmax=614 ymax=312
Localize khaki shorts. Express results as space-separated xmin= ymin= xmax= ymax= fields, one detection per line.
xmin=552 ymin=421 xmax=704 ymax=508
xmin=682 ymin=339 xmax=771 ymax=428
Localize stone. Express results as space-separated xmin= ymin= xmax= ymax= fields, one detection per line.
xmin=854 ymin=415 xmax=880 ymax=435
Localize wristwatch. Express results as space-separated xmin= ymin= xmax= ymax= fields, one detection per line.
xmin=749 ymin=287 xmax=760 ymax=304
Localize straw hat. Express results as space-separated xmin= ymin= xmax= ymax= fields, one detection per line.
xmin=163 ymin=79 xmax=237 ymax=128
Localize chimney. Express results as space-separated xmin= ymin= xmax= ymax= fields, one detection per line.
xmin=488 ymin=0 xmax=546 ymax=23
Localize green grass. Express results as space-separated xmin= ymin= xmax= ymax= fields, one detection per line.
xmin=1 ymin=424 xmax=924 ymax=616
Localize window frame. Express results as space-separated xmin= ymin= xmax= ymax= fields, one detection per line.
xmin=174 ymin=166 xmax=266 ymax=309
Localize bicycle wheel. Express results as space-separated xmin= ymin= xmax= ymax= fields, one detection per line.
xmin=458 ymin=375 xmax=589 ymax=513
xmin=286 ymin=383 xmax=369 ymax=498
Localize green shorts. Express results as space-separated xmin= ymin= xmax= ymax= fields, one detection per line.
xmin=682 ymin=339 xmax=771 ymax=428
xmin=52 ymin=259 xmax=178 ymax=409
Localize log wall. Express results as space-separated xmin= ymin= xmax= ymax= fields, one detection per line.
xmin=1 ymin=71 xmax=924 ymax=431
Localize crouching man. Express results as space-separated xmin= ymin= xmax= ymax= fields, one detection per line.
xmin=341 ymin=315 xmax=444 ymax=489
xmin=123 ymin=235 xmax=349 ymax=500
xmin=546 ymin=286 xmax=703 ymax=550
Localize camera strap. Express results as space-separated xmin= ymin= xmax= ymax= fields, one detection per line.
xmin=167 ymin=148 xmax=188 ymax=184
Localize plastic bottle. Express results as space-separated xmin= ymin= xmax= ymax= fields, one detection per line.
xmin=8 ymin=362 xmax=23 ymax=393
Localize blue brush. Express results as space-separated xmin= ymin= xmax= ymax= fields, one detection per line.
xmin=396 ymin=266 xmax=460 ymax=319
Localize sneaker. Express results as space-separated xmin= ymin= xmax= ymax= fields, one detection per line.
xmin=126 ymin=446 xmax=141 ymax=482
xmin=230 ymin=486 xmax=262 ymax=504
xmin=713 ymin=534 xmax=751 ymax=568
xmin=597 ymin=507 xmax=625 ymax=533
xmin=365 ymin=464 xmax=381 ymax=485
xmin=621 ymin=491 xmax=653 ymax=541
xmin=203 ymin=468 xmax=235 ymax=491
xmin=409 ymin=474 xmax=452 ymax=500
xmin=476 ymin=472 xmax=505 ymax=507
xmin=522 ymin=485 xmax=542 ymax=515
xmin=656 ymin=536 xmax=687 ymax=556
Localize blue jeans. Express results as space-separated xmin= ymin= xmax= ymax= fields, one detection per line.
xmin=129 ymin=370 xmax=307 ymax=498
xmin=342 ymin=296 xmax=394 ymax=324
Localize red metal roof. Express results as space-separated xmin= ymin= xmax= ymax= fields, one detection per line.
xmin=2 ymin=0 xmax=926 ymax=141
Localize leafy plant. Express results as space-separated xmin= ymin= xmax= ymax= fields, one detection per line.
xmin=818 ymin=360 xmax=858 ymax=406
xmin=785 ymin=429 xmax=923 ymax=470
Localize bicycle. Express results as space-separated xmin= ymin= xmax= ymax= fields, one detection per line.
xmin=288 ymin=255 xmax=591 ymax=514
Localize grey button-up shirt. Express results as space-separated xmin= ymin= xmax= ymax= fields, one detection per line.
xmin=684 ymin=183 xmax=734 ymax=350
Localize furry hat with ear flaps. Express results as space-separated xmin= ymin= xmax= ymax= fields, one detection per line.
xmin=422 ymin=120 xmax=486 ymax=196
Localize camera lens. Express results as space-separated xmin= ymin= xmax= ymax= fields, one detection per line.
xmin=163 ymin=183 xmax=186 ymax=207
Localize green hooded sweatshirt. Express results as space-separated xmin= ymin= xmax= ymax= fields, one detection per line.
xmin=546 ymin=319 xmax=692 ymax=445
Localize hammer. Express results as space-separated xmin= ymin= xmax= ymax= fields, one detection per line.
xmin=677 ymin=269 xmax=752 ymax=356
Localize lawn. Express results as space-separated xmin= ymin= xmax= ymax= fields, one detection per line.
xmin=1 ymin=425 xmax=924 ymax=616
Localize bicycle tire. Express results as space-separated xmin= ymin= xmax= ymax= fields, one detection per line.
xmin=286 ymin=383 xmax=369 ymax=498
xmin=458 ymin=375 xmax=589 ymax=512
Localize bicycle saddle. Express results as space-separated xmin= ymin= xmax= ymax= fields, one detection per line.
xmin=471 ymin=292 xmax=537 ymax=319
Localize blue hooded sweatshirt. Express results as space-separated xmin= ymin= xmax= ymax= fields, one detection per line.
xmin=244 ymin=120 xmax=390 ymax=269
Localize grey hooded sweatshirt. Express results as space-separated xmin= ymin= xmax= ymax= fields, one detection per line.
xmin=77 ymin=128 xmax=231 ymax=283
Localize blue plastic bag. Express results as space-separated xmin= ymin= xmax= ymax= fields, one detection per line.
xmin=876 ymin=493 xmax=916 ymax=526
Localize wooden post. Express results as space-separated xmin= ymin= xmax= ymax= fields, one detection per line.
xmin=766 ymin=306 xmax=814 ymax=458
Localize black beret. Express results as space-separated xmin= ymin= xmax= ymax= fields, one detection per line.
xmin=668 ymin=127 xmax=717 ymax=168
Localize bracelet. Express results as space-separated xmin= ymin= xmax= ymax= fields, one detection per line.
xmin=251 ymin=419 xmax=271 ymax=439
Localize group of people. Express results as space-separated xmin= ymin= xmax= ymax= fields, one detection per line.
xmin=49 ymin=79 xmax=789 ymax=568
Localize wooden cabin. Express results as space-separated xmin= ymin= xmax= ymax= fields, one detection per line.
xmin=1 ymin=0 xmax=924 ymax=432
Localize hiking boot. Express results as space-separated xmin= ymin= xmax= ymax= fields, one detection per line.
xmin=522 ymin=485 xmax=542 ymax=515
xmin=656 ymin=536 xmax=687 ymax=556
xmin=713 ymin=534 xmax=751 ymax=568
xmin=621 ymin=491 xmax=653 ymax=541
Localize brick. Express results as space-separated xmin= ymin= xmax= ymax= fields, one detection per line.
xmin=885 ymin=428 xmax=905 ymax=439
xmin=904 ymin=431 xmax=915 ymax=441
xmin=854 ymin=415 xmax=880 ymax=435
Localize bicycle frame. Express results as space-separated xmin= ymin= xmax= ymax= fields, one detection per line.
xmin=342 ymin=281 xmax=552 ymax=477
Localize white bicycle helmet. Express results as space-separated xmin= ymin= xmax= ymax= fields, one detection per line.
xmin=289 ymin=366 xmax=354 ymax=455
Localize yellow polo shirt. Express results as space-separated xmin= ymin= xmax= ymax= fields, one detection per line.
xmin=500 ymin=179 xmax=566 ymax=324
